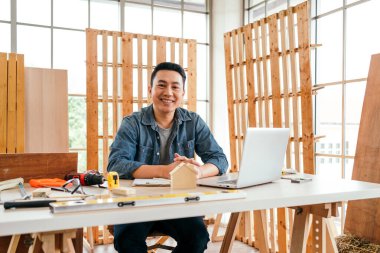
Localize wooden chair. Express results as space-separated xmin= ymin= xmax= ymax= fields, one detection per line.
xmin=107 ymin=225 xmax=175 ymax=252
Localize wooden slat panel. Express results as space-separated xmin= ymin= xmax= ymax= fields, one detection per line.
xmin=296 ymin=2 xmax=314 ymax=174
xmin=137 ymin=34 xmax=143 ymax=110
xmin=86 ymin=29 xmax=99 ymax=170
xmin=187 ymin=40 xmax=197 ymax=112
xmin=260 ymin=19 xmax=270 ymax=126
xmin=279 ymin=10 xmax=292 ymax=169
xmin=224 ymin=34 xmax=237 ymax=172
xmin=287 ymin=9 xmax=300 ymax=172
xmin=0 ymin=153 xmax=78 ymax=181
xmin=7 ymin=53 xmax=17 ymax=154
xmin=112 ymin=32 xmax=118 ymax=136
xmin=122 ymin=33 xmax=133 ymax=117
xmin=102 ymin=33 xmax=109 ymax=173
xmin=244 ymin=25 xmax=257 ymax=128
xmin=16 ymin=54 xmax=25 ymax=153
xmin=345 ymin=54 xmax=380 ymax=244
xmin=156 ymin=36 xmax=166 ymax=64
xmin=0 ymin=53 xmax=7 ymax=153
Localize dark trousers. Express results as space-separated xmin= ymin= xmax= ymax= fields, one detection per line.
xmin=114 ymin=216 xmax=209 ymax=253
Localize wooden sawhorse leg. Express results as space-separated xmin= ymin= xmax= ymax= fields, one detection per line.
xmin=290 ymin=203 xmax=339 ymax=253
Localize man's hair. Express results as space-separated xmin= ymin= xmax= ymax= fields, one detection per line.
xmin=150 ymin=62 xmax=186 ymax=88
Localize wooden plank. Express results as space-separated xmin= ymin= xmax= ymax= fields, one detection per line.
xmin=170 ymin=37 xmax=175 ymax=63
xmin=86 ymin=28 xmax=99 ymax=170
xmin=24 ymin=68 xmax=69 ymax=153
xmin=0 ymin=153 xmax=78 ymax=181
xmin=102 ymin=33 xmax=109 ymax=173
xmin=179 ymin=39 xmax=184 ymax=68
xmin=211 ymin=214 xmax=224 ymax=242
xmin=147 ymin=36 xmax=153 ymax=104
xmin=268 ymin=14 xmax=282 ymax=128
xmin=112 ymin=32 xmax=118 ymax=136
xmin=287 ymin=9 xmax=300 ymax=172
xmin=260 ymin=19 xmax=270 ymax=126
xmin=16 ymin=54 xmax=24 ymax=153
xmin=156 ymin=36 xmax=166 ymax=64
xmin=0 ymin=53 xmax=7 ymax=153
xmin=122 ymin=33 xmax=133 ymax=117
xmin=290 ymin=208 xmax=310 ymax=253
xmin=231 ymin=32 xmax=242 ymax=162
xmin=219 ymin=212 xmax=242 ymax=253
xmin=254 ymin=210 xmax=269 ymax=253
xmin=277 ymin=208 xmax=288 ymax=253
xmin=279 ymin=10 xmax=292 ymax=169
xmin=269 ymin=209 xmax=276 ymax=252
xmin=345 ymin=53 xmax=380 ymax=244
xmin=7 ymin=53 xmax=17 ymax=154
xmin=237 ymin=30 xmax=247 ymax=137
xmin=137 ymin=34 xmax=143 ymax=110
xmin=187 ymin=40 xmax=197 ymax=112
xmin=254 ymin=23 xmax=264 ymax=127
xmin=224 ymin=33 xmax=237 ymax=172
xmin=243 ymin=25 xmax=257 ymax=128
xmin=296 ymin=2 xmax=314 ymax=174
xmin=268 ymin=13 xmax=287 ymax=253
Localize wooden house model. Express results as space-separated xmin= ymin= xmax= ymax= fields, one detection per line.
xmin=170 ymin=162 xmax=198 ymax=189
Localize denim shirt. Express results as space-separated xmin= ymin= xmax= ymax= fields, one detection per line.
xmin=107 ymin=105 xmax=228 ymax=179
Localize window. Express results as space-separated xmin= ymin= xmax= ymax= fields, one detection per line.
xmin=2 ymin=0 xmax=210 ymax=170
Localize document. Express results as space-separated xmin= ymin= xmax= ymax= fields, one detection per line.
xmin=132 ymin=178 xmax=171 ymax=187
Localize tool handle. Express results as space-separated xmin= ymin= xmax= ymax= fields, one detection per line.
xmin=4 ymin=199 xmax=56 ymax=209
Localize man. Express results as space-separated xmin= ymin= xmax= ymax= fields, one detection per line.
xmin=107 ymin=62 xmax=228 ymax=253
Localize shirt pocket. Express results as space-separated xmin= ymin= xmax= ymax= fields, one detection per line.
xmin=136 ymin=145 xmax=154 ymax=163
xmin=178 ymin=139 xmax=195 ymax=158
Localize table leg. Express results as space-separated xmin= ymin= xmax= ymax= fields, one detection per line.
xmin=219 ymin=212 xmax=242 ymax=253
xmin=290 ymin=207 xmax=311 ymax=253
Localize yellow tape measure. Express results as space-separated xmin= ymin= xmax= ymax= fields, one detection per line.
xmin=107 ymin=171 xmax=120 ymax=189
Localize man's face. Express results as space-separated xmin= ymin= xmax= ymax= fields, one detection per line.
xmin=149 ymin=70 xmax=185 ymax=115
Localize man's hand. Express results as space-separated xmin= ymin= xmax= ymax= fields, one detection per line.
xmin=173 ymin=153 xmax=202 ymax=166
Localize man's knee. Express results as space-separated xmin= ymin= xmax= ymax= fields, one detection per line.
xmin=113 ymin=223 xmax=150 ymax=253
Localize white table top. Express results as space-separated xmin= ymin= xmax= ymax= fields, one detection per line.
xmin=1 ymin=174 xmax=380 ymax=236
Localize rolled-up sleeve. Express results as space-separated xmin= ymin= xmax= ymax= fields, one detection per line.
xmin=107 ymin=117 xmax=145 ymax=179
xmin=194 ymin=116 xmax=228 ymax=175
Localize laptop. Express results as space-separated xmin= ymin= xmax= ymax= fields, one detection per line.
xmin=197 ymin=128 xmax=290 ymax=189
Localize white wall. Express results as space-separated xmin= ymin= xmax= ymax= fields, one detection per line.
xmin=211 ymin=0 xmax=243 ymax=170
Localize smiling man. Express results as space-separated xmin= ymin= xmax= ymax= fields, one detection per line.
xmin=107 ymin=62 xmax=228 ymax=253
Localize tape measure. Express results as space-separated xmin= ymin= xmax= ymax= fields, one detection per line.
xmin=107 ymin=172 xmax=120 ymax=189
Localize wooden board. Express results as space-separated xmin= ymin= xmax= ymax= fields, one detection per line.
xmin=86 ymin=29 xmax=99 ymax=170
xmin=24 ymin=67 xmax=68 ymax=153
xmin=0 ymin=153 xmax=77 ymax=182
xmin=0 ymin=53 xmax=7 ymax=153
xmin=345 ymin=53 xmax=380 ymax=244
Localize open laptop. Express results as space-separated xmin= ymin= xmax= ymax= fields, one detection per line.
xmin=197 ymin=128 xmax=290 ymax=189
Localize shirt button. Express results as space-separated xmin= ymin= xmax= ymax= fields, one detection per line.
xmin=156 ymin=152 xmax=159 ymax=156
xmin=157 ymin=136 xmax=160 ymax=139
